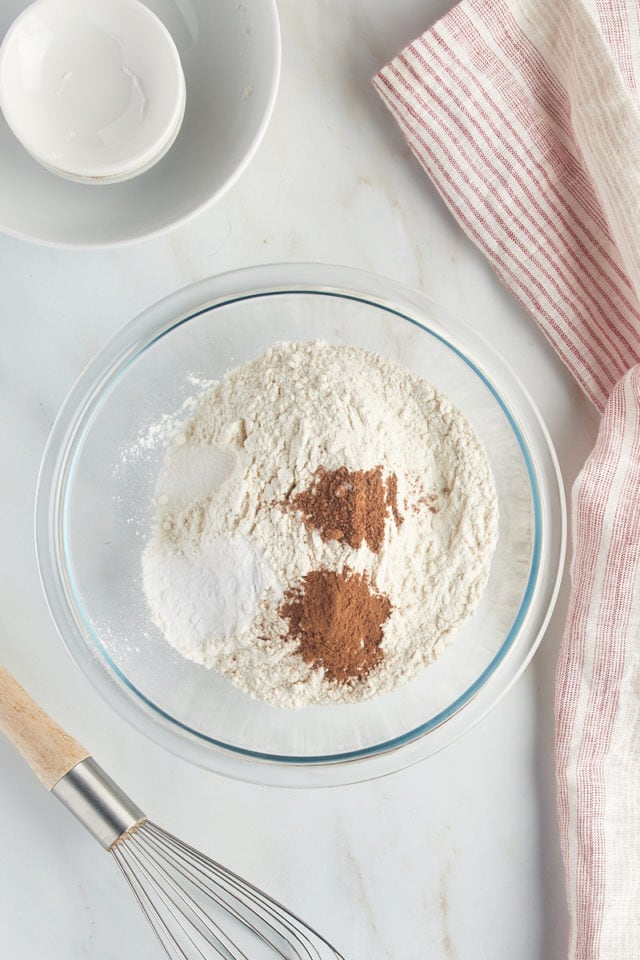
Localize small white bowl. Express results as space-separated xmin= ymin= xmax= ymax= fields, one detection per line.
xmin=0 ymin=0 xmax=280 ymax=245
xmin=0 ymin=0 xmax=186 ymax=184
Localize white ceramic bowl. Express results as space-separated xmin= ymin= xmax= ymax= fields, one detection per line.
xmin=0 ymin=0 xmax=186 ymax=184
xmin=0 ymin=0 xmax=280 ymax=244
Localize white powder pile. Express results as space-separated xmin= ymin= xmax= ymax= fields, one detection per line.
xmin=142 ymin=341 xmax=498 ymax=707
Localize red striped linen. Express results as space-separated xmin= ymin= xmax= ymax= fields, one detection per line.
xmin=374 ymin=2 xmax=640 ymax=957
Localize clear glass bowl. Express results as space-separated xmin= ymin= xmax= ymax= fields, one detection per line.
xmin=36 ymin=264 xmax=566 ymax=786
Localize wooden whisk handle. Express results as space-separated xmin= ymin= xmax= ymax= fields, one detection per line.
xmin=0 ymin=666 xmax=90 ymax=789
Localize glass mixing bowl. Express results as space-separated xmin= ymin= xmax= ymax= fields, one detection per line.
xmin=36 ymin=264 xmax=566 ymax=786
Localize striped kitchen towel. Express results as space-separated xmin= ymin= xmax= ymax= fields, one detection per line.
xmin=374 ymin=2 xmax=640 ymax=957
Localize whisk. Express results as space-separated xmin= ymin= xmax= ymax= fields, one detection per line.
xmin=0 ymin=666 xmax=345 ymax=960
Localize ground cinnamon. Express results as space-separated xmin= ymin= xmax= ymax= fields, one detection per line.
xmin=385 ymin=472 xmax=403 ymax=529
xmin=285 ymin=465 xmax=402 ymax=553
xmin=280 ymin=567 xmax=391 ymax=683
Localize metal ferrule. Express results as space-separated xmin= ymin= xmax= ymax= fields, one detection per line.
xmin=52 ymin=757 xmax=146 ymax=850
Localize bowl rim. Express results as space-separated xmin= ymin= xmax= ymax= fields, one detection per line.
xmin=35 ymin=263 xmax=567 ymax=786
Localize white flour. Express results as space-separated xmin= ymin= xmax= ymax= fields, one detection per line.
xmin=142 ymin=341 xmax=498 ymax=707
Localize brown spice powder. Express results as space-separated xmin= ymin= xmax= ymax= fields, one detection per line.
xmin=280 ymin=568 xmax=391 ymax=684
xmin=385 ymin=472 xmax=403 ymax=529
xmin=285 ymin=465 xmax=402 ymax=553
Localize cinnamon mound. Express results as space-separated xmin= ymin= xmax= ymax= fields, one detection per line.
xmin=285 ymin=465 xmax=402 ymax=553
xmin=280 ymin=568 xmax=391 ymax=684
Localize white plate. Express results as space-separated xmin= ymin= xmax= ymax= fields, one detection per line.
xmin=0 ymin=0 xmax=280 ymax=246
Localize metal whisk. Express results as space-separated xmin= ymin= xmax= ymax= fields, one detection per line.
xmin=0 ymin=667 xmax=344 ymax=960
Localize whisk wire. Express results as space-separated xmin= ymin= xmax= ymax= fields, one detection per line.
xmin=117 ymin=829 xmax=247 ymax=960
xmin=138 ymin=827 xmax=274 ymax=960
xmin=142 ymin=823 xmax=307 ymax=960
xmin=115 ymin=844 xmax=195 ymax=960
xmin=111 ymin=820 xmax=344 ymax=960
xmin=145 ymin=822 xmax=332 ymax=960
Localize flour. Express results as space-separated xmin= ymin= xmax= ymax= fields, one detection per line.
xmin=142 ymin=341 xmax=499 ymax=707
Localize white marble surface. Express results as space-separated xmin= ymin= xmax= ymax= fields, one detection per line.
xmin=0 ymin=2 xmax=599 ymax=958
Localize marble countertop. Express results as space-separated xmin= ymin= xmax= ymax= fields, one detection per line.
xmin=0 ymin=2 xmax=599 ymax=957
